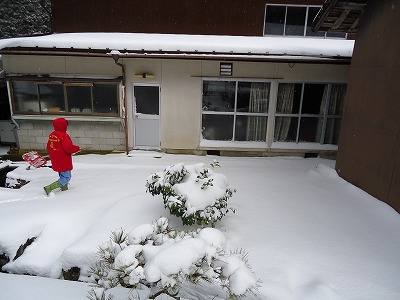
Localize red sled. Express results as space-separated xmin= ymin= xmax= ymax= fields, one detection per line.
xmin=22 ymin=151 xmax=48 ymax=169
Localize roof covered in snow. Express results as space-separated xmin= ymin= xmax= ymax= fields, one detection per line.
xmin=0 ymin=32 xmax=354 ymax=63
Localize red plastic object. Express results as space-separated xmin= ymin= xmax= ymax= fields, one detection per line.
xmin=22 ymin=151 xmax=47 ymax=168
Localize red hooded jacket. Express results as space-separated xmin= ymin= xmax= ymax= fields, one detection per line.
xmin=46 ymin=118 xmax=80 ymax=172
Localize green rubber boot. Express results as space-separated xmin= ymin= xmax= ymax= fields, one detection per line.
xmin=61 ymin=184 xmax=68 ymax=191
xmin=44 ymin=180 xmax=61 ymax=195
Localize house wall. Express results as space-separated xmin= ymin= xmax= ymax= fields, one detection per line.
xmin=51 ymin=0 xmax=324 ymax=36
xmin=3 ymin=54 xmax=350 ymax=153
xmin=125 ymin=58 xmax=349 ymax=152
xmin=3 ymin=55 xmax=125 ymax=151
xmin=335 ymin=0 xmax=400 ymax=213
xmin=3 ymin=55 xmax=121 ymax=75
xmin=17 ymin=120 xmax=125 ymax=151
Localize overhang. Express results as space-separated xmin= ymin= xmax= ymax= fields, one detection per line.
xmin=312 ymin=0 xmax=367 ymax=33
xmin=0 ymin=32 xmax=354 ymax=64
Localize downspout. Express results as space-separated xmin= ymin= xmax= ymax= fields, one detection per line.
xmin=6 ymin=80 xmax=20 ymax=146
xmin=111 ymin=52 xmax=129 ymax=155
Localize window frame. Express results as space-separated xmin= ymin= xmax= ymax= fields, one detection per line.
xmin=201 ymin=78 xmax=347 ymax=147
xmin=10 ymin=78 xmax=121 ymax=117
xmin=263 ymin=4 xmax=347 ymax=39
xmin=201 ymin=78 xmax=272 ymax=143
xmin=274 ymin=82 xmax=346 ymax=144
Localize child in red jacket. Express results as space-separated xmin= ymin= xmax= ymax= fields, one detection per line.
xmin=44 ymin=118 xmax=80 ymax=195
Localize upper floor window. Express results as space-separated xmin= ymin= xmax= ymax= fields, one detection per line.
xmin=10 ymin=79 xmax=120 ymax=116
xmin=264 ymin=5 xmax=346 ymax=38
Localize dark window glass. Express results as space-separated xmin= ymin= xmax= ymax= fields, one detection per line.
xmin=306 ymin=7 xmax=325 ymax=37
xmin=298 ymin=117 xmax=322 ymax=142
xmin=134 ymin=86 xmax=159 ymax=115
xmin=285 ymin=6 xmax=306 ymax=36
xmin=237 ymin=82 xmax=252 ymax=112
xmin=265 ymin=5 xmax=286 ymax=35
xmin=202 ymin=114 xmax=234 ymax=141
xmin=12 ymin=81 xmax=39 ymax=113
xmin=38 ymin=84 xmax=65 ymax=113
xmin=235 ymin=115 xmax=267 ymax=142
xmin=66 ymin=85 xmax=91 ymax=113
xmin=326 ymin=31 xmax=346 ymax=38
xmin=93 ymin=84 xmax=118 ymax=114
xmin=202 ymin=81 xmax=236 ymax=112
xmin=301 ymin=84 xmax=326 ymax=114
xmin=0 ymin=83 xmax=11 ymax=119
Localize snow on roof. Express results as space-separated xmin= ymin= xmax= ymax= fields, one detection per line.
xmin=0 ymin=32 xmax=354 ymax=61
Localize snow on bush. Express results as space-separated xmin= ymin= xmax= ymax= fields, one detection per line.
xmin=88 ymin=218 xmax=259 ymax=300
xmin=145 ymin=161 xmax=236 ymax=226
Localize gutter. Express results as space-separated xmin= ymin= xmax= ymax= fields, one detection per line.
xmin=6 ymin=81 xmax=20 ymax=146
xmin=110 ymin=51 xmax=129 ymax=155
xmin=0 ymin=48 xmax=352 ymax=65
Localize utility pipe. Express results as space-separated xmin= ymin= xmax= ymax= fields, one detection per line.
xmin=111 ymin=52 xmax=129 ymax=155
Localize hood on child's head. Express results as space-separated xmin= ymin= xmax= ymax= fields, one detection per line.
xmin=53 ymin=118 xmax=68 ymax=132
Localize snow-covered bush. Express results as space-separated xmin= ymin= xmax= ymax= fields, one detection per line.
xmin=88 ymin=218 xmax=259 ymax=300
xmin=145 ymin=161 xmax=236 ymax=226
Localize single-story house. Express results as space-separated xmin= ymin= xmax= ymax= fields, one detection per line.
xmin=0 ymin=33 xmax=353 ymax=156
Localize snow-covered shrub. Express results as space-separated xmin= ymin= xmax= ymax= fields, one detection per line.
xmin=146 ymin=161 xmax=236 ymax=226
xmin=88 ymin=218 xmax=259 ymax=300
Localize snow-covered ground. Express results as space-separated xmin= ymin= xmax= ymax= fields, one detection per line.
xmin=0 ymin=151 xmax=399 ymax=300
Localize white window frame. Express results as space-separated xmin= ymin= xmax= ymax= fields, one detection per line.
xmin=200 ymin=78 xmax=347 ymax=150
xmin=273 ymin=81 xmax=346 ymax=145
xmin=201 ymin=78 xmax=272 ymax=144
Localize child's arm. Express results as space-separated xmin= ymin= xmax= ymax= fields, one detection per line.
xmin=62 ymin=135 xmax=80 ymax=155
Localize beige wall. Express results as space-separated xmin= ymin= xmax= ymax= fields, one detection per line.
xmin=123 ymin=58 xmax=202 ymax=150
xmin=160 ymin=60 xmax=202 ymax=149
xmin=3 ymin=55 xmax=121 ymax=75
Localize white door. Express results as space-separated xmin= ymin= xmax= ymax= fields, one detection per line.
xmin=133 ymin=84 xmax=160 ymax=149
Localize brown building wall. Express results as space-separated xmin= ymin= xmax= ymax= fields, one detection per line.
xmin=51 ymin=0 xmax=324 ymax=36
xmin=336 ymin=0 xmax=400 ymax=212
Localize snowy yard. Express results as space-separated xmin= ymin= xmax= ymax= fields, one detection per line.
xmin=0 ymin=150 xmax=400 ymax=299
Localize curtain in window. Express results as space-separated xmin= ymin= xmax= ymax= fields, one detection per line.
xmin=316 ymin=85 xmax=330 ymax=143
xmin=325 ymin=84 xmax=346 ymax=144
xmin=328 ymin=84 xmax=346 ymax=115
xmin=274 ymin=83 xmax=295 ymax=141
xmin=246 ymin=82 xmax=270 ymax=141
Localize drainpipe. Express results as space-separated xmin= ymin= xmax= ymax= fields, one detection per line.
xmin=6 ymin=81 xmax=20 ymax=146
xmin=111 ymin=52 xmax=129 ymax=155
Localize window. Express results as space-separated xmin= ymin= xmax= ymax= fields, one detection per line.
xmin=274 ymin=83 xmax=346 ymax=144
xmin=11 ymin=79 xmax=120 ymax=116
xmin=264 ymin=5 xmax=346 ymax=38
xmin=202 ymin=79 xmax=346 ymax=146
xmin=202 ymin=80 xmax=270 ymax=142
